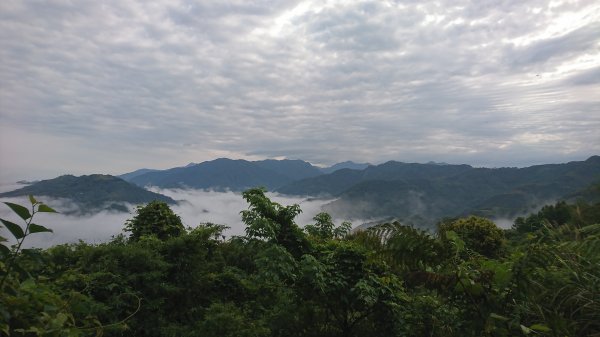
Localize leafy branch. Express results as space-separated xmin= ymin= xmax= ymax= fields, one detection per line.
xmin=0 ymin=195 xmax=57 ymax=291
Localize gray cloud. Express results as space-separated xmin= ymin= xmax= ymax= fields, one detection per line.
xmin=506 ymin=22 xmax=600 ymax=70
xmin=0 ymin=0 xmax=599 ymax=181
xmin=563 ymin=66 xmax=600 ymax=86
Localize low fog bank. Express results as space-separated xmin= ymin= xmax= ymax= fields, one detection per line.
xmin=491 ymin=218 xmax=514 ymax=230
xmin=0 ymin=196 xmax=132 ymax=248
xmin=151 ymin=188 xmax=339 ymax=237
xmin=0 ymin=182 xmax=529 ymax=249
xmin=491 ymin=198 xmax=560 ymax=230
xmin=0 ymin=182 xmax=29 ymax=194
xmin=0 ymin=188 xmax=342 ymax=249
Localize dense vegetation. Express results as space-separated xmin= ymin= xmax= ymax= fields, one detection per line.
xmin=1 ymin=189 xmax=599 ymax=336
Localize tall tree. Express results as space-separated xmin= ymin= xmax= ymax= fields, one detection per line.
xmin=241 ymin=188 xmax=309 ymax=258
xmin=124 ymin=201 xmax=185 ymax=241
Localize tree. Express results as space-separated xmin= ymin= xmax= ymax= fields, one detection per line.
xmin=124 ymin=201 xmax=184 ymax=242
xmin=240 ymin=188 xmax=309 ymax=258
xmin=513 ymin=200 xmax=600 ymax=233
xmin=198 ymin=302 xmax=269 ymax=337
xmin=439 ymin=216 xmax=505 ymax=258
xmin=305 ymin=212 xmax=352 ymax=242
xmin=296 ymin=241 xmax=406 ymax=337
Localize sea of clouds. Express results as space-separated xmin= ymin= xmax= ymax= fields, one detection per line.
xmin=0 ymin=181 xmax=523 ymax=249
xmin=0 ymin=183 xmax=341 ymax=248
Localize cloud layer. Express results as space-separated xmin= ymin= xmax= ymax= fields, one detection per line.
xmin=0 ymin=189 xmax=337 ymax=248
xmin=1 ymin=0 xmax=599 ymax=180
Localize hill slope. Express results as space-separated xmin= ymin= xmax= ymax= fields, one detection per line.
xmin=129 ymin=158 xmax=323 ymax=190
xmin=253 ymin=159 xmax=322 ymax=180
xmin=277 ymin=161 xmax=473 ymax=196
xmin=320 ymin=161 xmax=371 ymax=174
xmin=0 ymin=174 xmax=176 ymax=214
xmin=283 ymin=156 xmax=600 ymax=227
xmin=119 ymin=168 xmax=159 ymax=182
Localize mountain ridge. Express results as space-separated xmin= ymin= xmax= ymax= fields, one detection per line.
xmin=3 ymin=156 xmax=598 ymax=222
xmin=127 ymin=158 xmax=295 ymax=191
xmin=317 ymin=156 xmax=600 ymax=227
xmin=0 ymin=174 xmax=176 ymax=214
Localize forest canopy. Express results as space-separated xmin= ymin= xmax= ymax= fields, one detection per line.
xmin=1 ymin=189 xmax=599 ymax=337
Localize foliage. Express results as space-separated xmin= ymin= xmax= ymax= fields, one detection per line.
xmin=198 ymin=302 xmax=269 ymax=337
xmin=364 ymin=211 xmax=600 ymax=336
xmin=124 ymin=201 xmax=185 ymax=241
xmin=439 ymin=216 xmax=506 ymax=258
xmin=506 ymin=223 xmax=600 ymax=336
xmin=368 ymin=221 xmax=445 ymax=272
xmin=296 ymin=241 xmax=407 ymax=337
xmin=3 ymin=191 xmax=600 ymax=337
xmin=513 ymin=200 xmax=600 ymax=233
xmin=304 ymin=212 xmax=352 ymax=241
xmin=0 ymin=197 xmax=119 ymax=336
xmin=241 ymin=188 xmax=310 ymax=258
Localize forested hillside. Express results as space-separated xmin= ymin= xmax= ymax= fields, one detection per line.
xmin=3 ymin=157 xmax=597 ymax=224
xmin=1 ymin=190 xmax=599 ymax=336
xmin=124 ymin=159 xmax=324 ymax=190
xmin=307 ymin=156 xmax=600 ymax=225
xmin=0 ymin=175 xmax=176 ymax=214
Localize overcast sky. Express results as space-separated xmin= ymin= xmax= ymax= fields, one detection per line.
xmin=1 ymin=0 xmax=599 ymax=181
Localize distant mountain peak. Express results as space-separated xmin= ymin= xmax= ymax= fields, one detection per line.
xmin=321 ymin=161 xmax=371 ymax=174
xmin=426 ymin=161 xmax=450 ymax=165
xmin=119 ymin=168 xmax=159 ymax=182
xmin=586 ymin=155 xmax=600 ymax=163
xmin=127 ymin=158 xmax=323 ymax=191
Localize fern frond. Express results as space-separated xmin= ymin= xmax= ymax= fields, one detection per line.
xmin=368 ymin=221 xmax=443 ymax=271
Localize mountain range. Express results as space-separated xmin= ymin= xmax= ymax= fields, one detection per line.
xmin=1 ymin=157 xmax=598 ymax=227
xmin=120 ymin=156 xmax=600 ymax=226
xmin=121 ymin=158 xmax=368 ymax=191
xmin=315 ymin=156 xmax=600 ymax=227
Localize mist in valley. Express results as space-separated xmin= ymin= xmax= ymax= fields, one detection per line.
xmin=0 ymin=184 xmax=342 ymax=248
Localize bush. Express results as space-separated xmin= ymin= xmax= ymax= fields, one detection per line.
xmin=440 ymin=216 xmax=505 ymax=258
xmin=124 ymin=201 xmax=185 ymax=242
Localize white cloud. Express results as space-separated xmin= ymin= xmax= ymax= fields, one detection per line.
xmin=0 ymin=189 xmax=339 ymax=248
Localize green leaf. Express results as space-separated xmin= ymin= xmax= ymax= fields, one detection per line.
xmin=0 ymin=218 xmax=25 ymax=239
xmin=28 ymin=195 xmax=37 ymax=205
xmin=0 ymin=243 xmax=10 ymax=257
xmin=520 ymin=324 xmax=532 ymax=334
xmin=29 ymin=223 xmax=53 ymax=234
xmin=489 ymin=313 xmax=509 ymax=321
xmin=445 ymin=230 xmax=465 ymax=252
xmin=4 ymin=202 xmax=32 ymax=220
xmin=529 ymin=324 xmax=551 ymax=332
xmin=37 ymin=204 xmax=57 ymax=213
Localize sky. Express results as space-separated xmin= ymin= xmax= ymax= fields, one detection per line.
xmin=1 ymin=0 xmax=599 ymax=181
